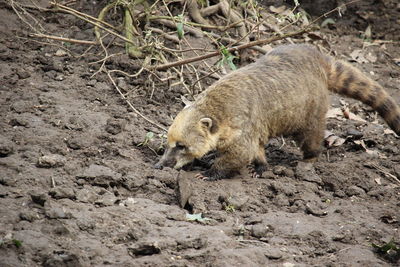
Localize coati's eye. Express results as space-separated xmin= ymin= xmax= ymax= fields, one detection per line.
xmin=175 ymin=143 xmax=186 ymax=150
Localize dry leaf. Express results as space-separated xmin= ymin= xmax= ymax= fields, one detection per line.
xmin=324 ymin=130 xmax=346 ymax=148
xmin=364 ymin=25 xmax=372 ymax=39
xmin=374 ymin=177 xmax=381 ymax=185
xmin=383 ymin=128 xmax=399 ymax=137
xmin=350 ymin=49 xmax=369 ymax=64
xmin=326 ymin=108 xmax=344 ymax=119
xmin=365 ymin=52 xmax=377 ymax=63
xmin=354 ymin=140 xmax=386 ymax=158
xmin=343 ymin=108 xmax=367 ymax=123
xmin=269 ymin=5 xmax=286 ymax=14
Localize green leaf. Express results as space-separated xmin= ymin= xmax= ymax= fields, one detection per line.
xmin=176 ymin=14 xmax=185 ymax=40
xmin=12 ymin=239 xmax=22 ymax=248
xmin=372 ymin=239 xmax=400 ymax=254
xmin=146 ymin=132 xmax=154 ymax=140
xmin=186 ymin=213 xmax=211 ymax=222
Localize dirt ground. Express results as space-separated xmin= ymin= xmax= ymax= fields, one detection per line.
xmin=1 ymin=1 xmax=400 ymax=266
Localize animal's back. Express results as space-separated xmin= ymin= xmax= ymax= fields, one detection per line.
xmin=197 ymin=44 xmax=330 ymax=139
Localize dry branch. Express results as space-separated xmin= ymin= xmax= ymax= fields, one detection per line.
xmin=153 ymin=28 xmax=310 ymax=70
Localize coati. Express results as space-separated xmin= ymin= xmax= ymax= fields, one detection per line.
xmin=155 ymin=44 xmax=400 ymax=181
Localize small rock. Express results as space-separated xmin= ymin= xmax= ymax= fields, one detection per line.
xmin=260 ymin=170 xmax=276 ymax=179
xmin=44 ymin=201 xmax=72 ymax=219
xmin=0 ymin=139 xmax=13 ymax=157
xmin=176 ymin=172 xmax=192 ymax=208
xmin=54 ymin=49 xmax=67 ymax=57
xmin=19 ymin=210 xmax=40 ymax=222
xmin=49 ymin=186 xmax=75 ymax=200
xmin=346 ymin=128 xmax=363 ymax=139
xmin=30 ymin=190 xmax=48 ymax=206
xmin=251 ymin=223 xmax=272 ymax=238
xmin=77 ymin=164 xmax=122 ymax=187
xmin=245 ymin=215 xmax=263 ymax=225
xmin=394 ymin=165 xmax=400 ymax=179
xmin=66 ymin=137 xmax=86 ymax=150
xmin=86 ymin=79 xmax=97 ymax=87
xmin=0 ymin=186 xmax=8 ymax=197
xmin=95 ymin=192 xmax=117 ymax=206
xmin=346 ymin=185 xmax=365 ymax=196
xmin=76 ymin=187 xmax=98 ymax=203
xmin=295 ymin=162 xmax=322 ymax=184
xmin=272 ymin=165 xmax=286 ymax=176
xmin=305 ymin=202 xmax=328 ymax=217
xmin=11 ymin=100 xmax=29 ymax=113
xmin=37 ymin=154 xmax=66 ymax=168
xmin=282 ymin=168 xmax=295 ymax=178
xmin=127 ymin=242 xmax=161 ymax=257
xmin=264 ymin=247 xmax=283 ymax=259
xmin=16 ymin=69 xmax=31 ymax=79
xmin=120 ymin=197 xmax=136 ymax=207
xmin=105 ymin=119 xmax=126 ymax=135
xmin=9 ymin=116 xmax=29 ymax=127
xmin=273 ymin=193 xmax=290 ymax=207
xmin=43 ymin=251 xmax=82 ymax=267
xmin=226 ymin=195 xmax=249 ymax=210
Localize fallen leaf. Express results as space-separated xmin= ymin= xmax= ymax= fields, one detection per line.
xmin=364 ymin=25 xmax=372 ymax=40
xmin=326 ymin=108 xmax=344 ymax=119
xmin=383 ymin=128 xmax=399 ymax=137
xmin=186 ymin=213 xmax=211 ymax=222
xmin=374 ymin=177 xmax=381 ymax=185
xmin=342 ymin=107 xmax=367 ymax=122
xmin=354 ymin=140 xmax=386 ymax=158
xmin=365 ymin=52 xmax=377 ymax=63
xmin=350 ymin=49 xmax=369 ymax=64
xmin=269 ymin=5 xmax=286 ymax=14
xmin=324 ymin=130 xmax=346 ymax=148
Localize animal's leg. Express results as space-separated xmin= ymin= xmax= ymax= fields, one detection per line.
xmin=196 ymin=144 xmax=251 ymax=181
xmin=247 ymin=144 xmax=267 ymax=178
xmin=300 ymin=116 xmax=326 ymax=162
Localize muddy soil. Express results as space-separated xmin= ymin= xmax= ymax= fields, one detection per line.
xmin=1 ymin=1 xmax=400 ymax=266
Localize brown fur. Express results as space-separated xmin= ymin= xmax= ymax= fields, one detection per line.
xmin=155 ymin=44 xmax=400 ymax=180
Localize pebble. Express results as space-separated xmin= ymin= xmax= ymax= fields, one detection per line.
xmin=19 ymin=210 xmax=40 ymax=222
xmin=251 ymin=223 xmax=272 ymax=238
xmin=264 ymin=247 xmax=283 ymax=260
xmin=0 ymin=139 xmax=13 ymax=157
xmin=44 ymin=201 xmax=72 ymax=219
xmin=49 ymin=186 xmax=75 ymax=200
xmin=295 ymin=162 xmax=322 ymax=185
xmin=77 ymin=164 xmax=122 ymax=187
xmin=30 ymin=190 xmax=48 ymax=206
xmin=37 ymin=154 xmax=66 ymax=168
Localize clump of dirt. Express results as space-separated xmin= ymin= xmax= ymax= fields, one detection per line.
xmin=1 ymin=1 xmax=399 ymax=266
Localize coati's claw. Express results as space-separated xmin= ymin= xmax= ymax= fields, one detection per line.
xmin=247 ymin=164 xmax=263 ymax=178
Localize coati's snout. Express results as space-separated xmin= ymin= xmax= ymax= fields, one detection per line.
xmin=154 ymin=143 xmax=195 ymax=170
xmin=154 ymin=116 xmax=219 ymax=171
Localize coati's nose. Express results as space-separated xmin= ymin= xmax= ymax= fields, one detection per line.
xmin=154 ymin=162 xmax=164 ymax=170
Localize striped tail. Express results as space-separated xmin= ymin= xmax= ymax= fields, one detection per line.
xmin=327 ymin=60 xmax=400 ymax=135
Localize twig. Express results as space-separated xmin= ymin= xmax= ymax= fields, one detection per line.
xmin=153 ymin=28 xmax=309 ymax=70
xmin=105 ymin=69 xmax=167 ymax=132
xmin=370 ymin=163 xmax=400 ymax=185
xmin=30 ymin=33 xmax=97 ymax=45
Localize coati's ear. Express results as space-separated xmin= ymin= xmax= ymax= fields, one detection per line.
xmin=200 ymin=117 xmax=212 ymax=130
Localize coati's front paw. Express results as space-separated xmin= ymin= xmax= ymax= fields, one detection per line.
xmin=195 ymin=168 xmax=235 ymax=181
xmin=247 ymin=163 xmax=266 ymax=178
xmin=195 ymin=170 xmax=221 ymax=181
